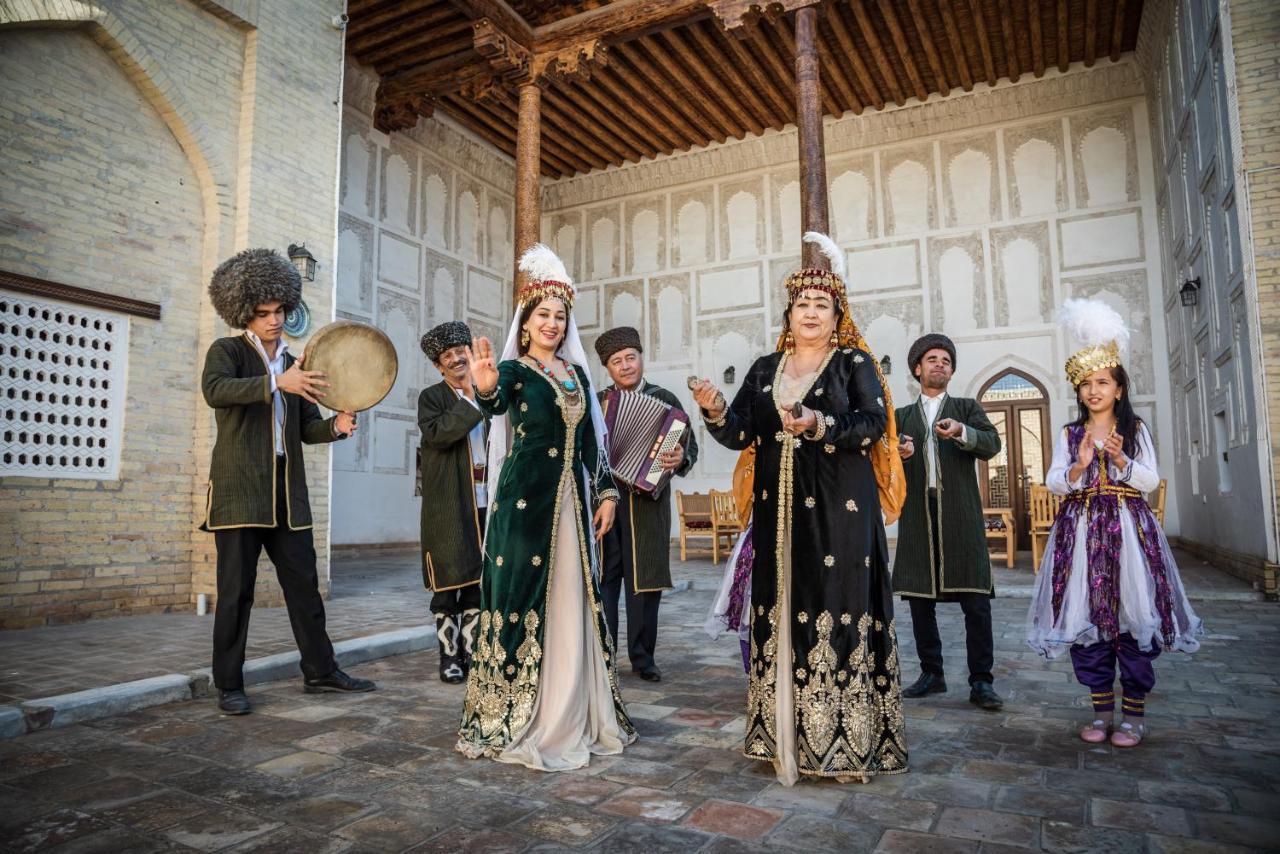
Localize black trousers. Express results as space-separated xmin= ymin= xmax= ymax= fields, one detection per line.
xmin=429 ymin=508 xmax=485 ymax=616
xmin=212 ymin=464 xmax=338 ymax=691
xmin=907 ymin=491 xmax=995 ymax=686
xmin=601 ymin=513 xmax=661 ymax=672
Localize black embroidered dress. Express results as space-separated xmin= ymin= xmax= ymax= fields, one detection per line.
xmin=705 ymin=347 xmax=908 ymax=782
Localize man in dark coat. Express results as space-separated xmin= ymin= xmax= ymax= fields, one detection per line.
xmin=202 ymin=248 xmax=375 ymax=716
xmin=595 ymin=326 xmax=697 ymax=682
xmin=417 ymin=321 xmax=487 ymax=684
xmin=892 ymin=334 xmax=1005 ymax=710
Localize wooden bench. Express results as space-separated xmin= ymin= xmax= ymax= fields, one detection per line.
xmin=676 ymin=491 xmax=714 ymax=560
xmin=1150 ymin=478 xmax=1167 ymax=526
xmin=983 ymin=508 xmax=1015 ymax=569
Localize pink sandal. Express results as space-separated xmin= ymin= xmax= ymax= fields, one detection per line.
xmin=1110 ymin=721 xmax=1146 ymax=748
xmin=1079 ymin=719 xmax=1111 ymax=743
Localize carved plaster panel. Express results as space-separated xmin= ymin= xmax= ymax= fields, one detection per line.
xmin=603 ymin=279 xmax=646 ymax=338
xmin=341 ymin=113 xmax=376 ymax=218
xmin=882 ymin=143 xmax=937 ymax=236
xmin=379 ymin=140 xmax=418 ymax=235
xmin=671 ymin=187 xmax=716 ymax=268
xmin=928 ymin=232 xmax=988 ymax=332
xmin=768 ymin=168 xmax=801 ymax=254
xmin=991 ymin=222 xmax=1053 ymax=326
xmin=337 ymin=213 xmax=374 ymax=314
xmin=420 ymin=158 xmax=453 ymax=251
xmin=1069 ymin=106 xmax=1140 ymax=208
xmin=719 ymin=176 xmax=764 ymax=261
xmin=585 ymin=203 xmax=621 ymax=280
xmin=376 ymin=287 xmax=422 ymax=412
xmin=1002 ymin=119 xmax=1067 ymax=217
xmin=545 ymin=210 xmax=583 ymax=282
xmin=649 ymin=273 xmax=693 ymax=364
xmin=941 ymin=132 xmax=1000 ymax=227
xmin=625 ymin=196 xmax=667 ymax=276
xmin=827 ymin=153 xmax=878 ymax=242
xmin=424 ymin=250 xmax=464 ymax=326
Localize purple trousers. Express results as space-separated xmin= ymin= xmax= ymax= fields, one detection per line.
xmin=1069 ymin=633 xmax=1160 ymax=716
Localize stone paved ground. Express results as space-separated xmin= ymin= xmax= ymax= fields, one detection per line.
xmin=1 ymin=558 xmax=1278 ymax=852
xmin=0 ymin=545 xmax=1256 ymax=704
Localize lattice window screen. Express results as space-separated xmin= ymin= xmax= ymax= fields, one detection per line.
xmin=1 ymin=290 xmax=128 ymax=479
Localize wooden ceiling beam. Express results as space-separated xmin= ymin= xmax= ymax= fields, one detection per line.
xmin=447 ymin=0 xmax=534 ymax=47
xmin=817 ymin=35 xmax=864 ymax=115
xmin=1084 ymin=0 xmax=1098 ymax=66
xmin=966 ymin=0 xmax=999 ymax=86
xmin=347 ymin=0 xmax=434 ymax=40
xmin=441 ymin=96 xmax=569 ymax=178
xmin=1110 ymin=0 xmax=1127 ymax=62
xmin=877 ymin=0 xmax=929 ymax=102
xmin=630 ymin=38 xmax=733 ymax=142
xmin=372 ymin=26 xmax=476 ymax=75
xmin=535 ymin=0 xmax=710 ymax=55
xmin=659 ymin=28 xmax=765 ymax=138
xmin=745 ymin=21 xmax=800 ymax=117
xmin=377 ymin=51 xmax=491 ymax=101
xmin=848 ymin=0 xmax=906 ymax=106
xmin=904 ymin=0 xmax=950 ymax=94
xmin=1057 ymin=0 xmax=1070 ymax=72
xmin=936 ymin=0 xmax=974 ymax=91
xmin=359 ymin=16 xmax=469 ymax=66
xmin=589 ymin=65 xmax=691 ymax=151
xmin=541 ymin=87 xmax=643 ymax=163
xmin=559 ymin=76 xmax=672 ymax=156
xmin=348 ymin=4 xmax=458 ymax=55
xmin=827 ymin=3 xmax=885 ymax=109
xmin=1027 ymin=0 xmax=1045 ymax=77
xmin=686 ymin=21 xmax=784 ymax=129
xmin=601 ymin=54 xmax=706 ymax=149
xmin=996 ymin=0 xmax=1021 ymax=81
xmin=711 ymin=22 xmax=793 ymax=124
xmin=474 ymin=94 xmax=599 ymax=174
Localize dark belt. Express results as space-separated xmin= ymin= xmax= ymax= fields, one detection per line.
xmin=472 ymin=464 xmax=487 ymax=483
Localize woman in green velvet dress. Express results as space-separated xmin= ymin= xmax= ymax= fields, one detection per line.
xmin=456 ymin=244 xmax=635 ymax=770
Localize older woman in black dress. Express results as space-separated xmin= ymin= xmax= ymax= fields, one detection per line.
xmin=691 ymin=233 xmax=907 ymax=785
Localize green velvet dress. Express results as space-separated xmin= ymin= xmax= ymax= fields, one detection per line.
xmin=456 ymin=359 xmax=635 ymax=765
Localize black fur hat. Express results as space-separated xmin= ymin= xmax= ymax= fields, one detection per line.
xmin=421 ymin=321 xmax=472 ymax=362
xmin=594 ymin=326 xmax=643 ymax=363
xmin=208 ymin=248 xmax=301 ymax=329
xmin=907 ymin=333 xmax=957 ymax=375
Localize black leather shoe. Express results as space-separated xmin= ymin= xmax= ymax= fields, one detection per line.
xmin=303 ymin=669 xmax=376 ymax=694
xmin=969 ymin=682 xmax=1004 ymax=710
xmin=902 ymin=672 xmax=947 ymax=698
xmin=218 ymin=689 xmax=251 ymax=716
xmin=636 ymin=666 xmax=662 ymax=683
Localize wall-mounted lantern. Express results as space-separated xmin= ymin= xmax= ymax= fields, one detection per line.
xmin=1179 ymin=277 xmax=1201 ymax=307
xmin=880 ymin=354 xmax=892 ymax=375
xmin=723 ymin=366 xmax=736 ymax=385
xmin=288 ymin=243 xmax=317 ymax=283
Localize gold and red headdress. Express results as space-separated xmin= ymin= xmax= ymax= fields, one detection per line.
xmin=1058 ymin=298 xmax=1129 ymax=387
xmin=516 ymin=243 xmax=575 ymax=310
xmin=780 ymin=232 xmax=860 ymax=349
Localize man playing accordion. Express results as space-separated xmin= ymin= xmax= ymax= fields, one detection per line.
xmin=595 ymin=326 xmax=698 ymax=683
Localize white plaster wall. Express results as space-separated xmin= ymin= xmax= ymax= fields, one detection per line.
xmin=541 ymin=62 xmax=1176 ymax=535
xmin=333 ymin=60 xmax=514 ymax=546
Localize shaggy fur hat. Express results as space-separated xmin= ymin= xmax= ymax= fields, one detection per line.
xmin=907 ymin=333 xmax=957 ymax=375
xmin=594 ymin=326 xmax=643 ymax=363
xmin=208 ymin=248 xmax=301 ymax=329
xmin=421 ymin=321 xmax=472 ymax=363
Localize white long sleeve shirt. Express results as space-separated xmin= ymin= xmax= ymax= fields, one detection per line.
xmin=454 ymin=386 xmax=489 ymax=508
xmin=245 ymin=331 xmax=287 ymax=456
xmin=1045 ymin=422 xmax=1160 ymax=495
xmin=918 ymin=391 xmax=971 ymax=490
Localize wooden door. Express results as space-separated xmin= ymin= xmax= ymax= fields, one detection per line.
xmin=977 ymin=371 xmax=1050 ymax=551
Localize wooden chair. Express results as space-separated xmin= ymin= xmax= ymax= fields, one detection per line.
xmin=1149 ymin=479 xmax=1167 ymax=527
xmin=983 ymin=508 xmax=1016 ymax=569
xmin=1029 ymin=484 xmax=1065 ymax=573
xmin=710 ymin=489 xmax=744 ymax=564
xmin=676 ymin=491 xmax=715 ymax=560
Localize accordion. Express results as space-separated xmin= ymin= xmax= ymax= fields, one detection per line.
xmin=602 ymin=388 xmax=690 ymax=498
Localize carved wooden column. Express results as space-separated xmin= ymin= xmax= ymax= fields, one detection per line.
xmin=513 ymin=80 xmax=542 ymax=300
xmin=794 ymin=5 xmax=829 ymax=268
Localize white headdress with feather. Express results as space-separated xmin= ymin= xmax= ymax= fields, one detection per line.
xmin=802 ymin=231 xmax=847 ymax=281
xmin=1058 ymin=298 xmax=1130 ymax=386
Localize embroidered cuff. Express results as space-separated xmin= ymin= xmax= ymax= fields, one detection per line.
xmin=475 ymin=384 xmax=498 ymax=401
xmin=597 ymin=489 xmax=620 ymax=504
xmin=703 ymin=408 xmax=727 ymax=428
xmin=804 ymin=411 xmax=828 ymax=441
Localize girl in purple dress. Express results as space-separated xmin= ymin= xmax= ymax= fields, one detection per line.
xmin=1026 ymin=299 xmax=1202 ymax=748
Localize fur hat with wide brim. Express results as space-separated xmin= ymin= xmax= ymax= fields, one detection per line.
xmin=907 ymin=333 xmax=957 ymax=375
xmin=208 ymin=248 xmax=301 ymax=329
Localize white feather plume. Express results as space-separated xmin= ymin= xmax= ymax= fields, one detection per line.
xmin=802 ymin=231 xmax=846 ymax=281
xmin=1058 ymin=298 xmax=1129 ymax=353
xmin=518 ymin=243 xmax=572 ymax=289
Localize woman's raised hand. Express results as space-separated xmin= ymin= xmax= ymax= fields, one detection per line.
xmin=690 ymin=379 xmax=725 ymax=417
xmin=468 ymin=337 xmax=498 ymax=393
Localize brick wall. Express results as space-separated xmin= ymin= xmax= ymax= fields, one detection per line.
xmin=0 ymin=0 xmax=345 ymax=627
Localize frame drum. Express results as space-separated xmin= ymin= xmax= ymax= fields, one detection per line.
xmin=303 ymin=320 xmax=398 ymax=412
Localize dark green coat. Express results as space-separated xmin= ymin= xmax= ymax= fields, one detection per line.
xmin=598 ymin=380 xmax=698 ymax=592
xmin=200 ymin=334 xmax=343 ymax=531
xmin=417 ymin=380 xmax=488 ymax=592
xmin=891 ymin=395 xmax=1001 ymax=598
xmin=457 ymin=360 xmax=634 ymax=756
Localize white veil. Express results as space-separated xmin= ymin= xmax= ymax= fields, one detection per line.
xmin=483 ymin=245 xmax=610 ymax=571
